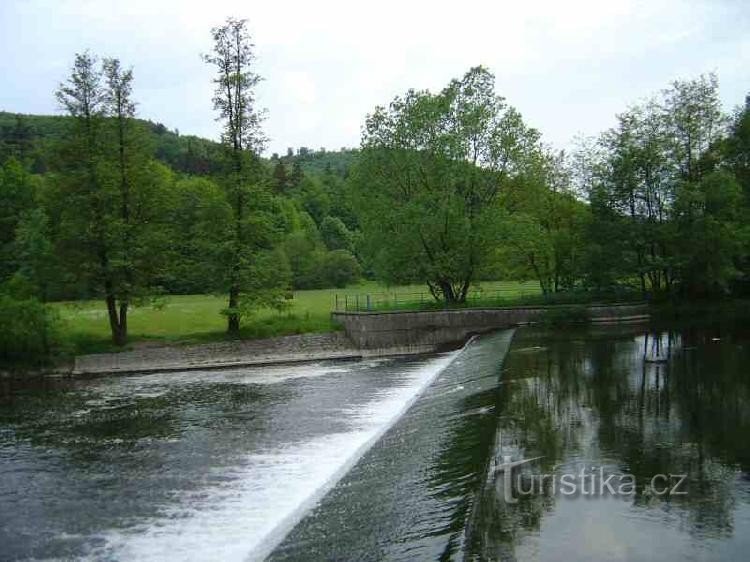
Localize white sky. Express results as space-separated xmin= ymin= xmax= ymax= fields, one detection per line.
xmin=0 ymin=0 xmax=748 ymax=156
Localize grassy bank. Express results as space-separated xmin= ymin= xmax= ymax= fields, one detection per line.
xmin=55 ymin=280 xmax=539 ymax=353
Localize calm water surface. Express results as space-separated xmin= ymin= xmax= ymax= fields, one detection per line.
xmin=1 ymin=323 xmax=749 ymax=561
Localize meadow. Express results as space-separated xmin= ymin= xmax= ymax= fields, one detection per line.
xmin=55 ymin=280 xmax=541 ymax=353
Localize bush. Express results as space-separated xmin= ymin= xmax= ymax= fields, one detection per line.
xmin=319 ymin=250 xmax=361 ymax=288
xmin=0 ymin=294 xmax=61 ymax=368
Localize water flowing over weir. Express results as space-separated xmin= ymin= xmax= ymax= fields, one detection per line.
xmin=92 ymin=351 xmax=466 ymax=561
xmin=269 ymin=330 xmax=516 ymax=561
xmin=1 ymin=333 xmax=511 ymax=561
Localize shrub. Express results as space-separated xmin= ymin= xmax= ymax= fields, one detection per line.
xmin=319 ymin=250 xmax=361 ymax=288
xmin=0 ymin=294 xmax=61 ymax=368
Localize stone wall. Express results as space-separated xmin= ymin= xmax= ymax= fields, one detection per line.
xmin=332 ymin=303 xmax=650 ymax=349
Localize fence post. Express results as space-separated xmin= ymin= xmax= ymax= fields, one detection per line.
xmin=345 ymin=295 xmax=348 ymax=311
xmin=335 ymin=294 xmax=338 ymax=311
xmin=366 ymin=294 xmax=371 ymax=311
xmin=356 ymin=294 xmax=360 ymax=311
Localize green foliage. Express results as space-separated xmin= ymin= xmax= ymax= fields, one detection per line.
xmin=355 ymin=66 xmax=541 ymax=303
xmin=0 ymin=158 xmax=39 ymax=281
xmin=279 ymin=210 xmax=360 ymax=290
xmin=0 ymin=293 xmax=61 ymax=367
xmin=160 ymin=176 xmax=232 ymax=294
xmin=4 ymin=51 xmax=750 ymax=362
xmin=319 ymin=250 xmax=361 ymax=288
xmin=320 ymin=215 xmax=354 ymax=251
xmin=293 ymin=175 xmax=331 ymax=224
xmin=0 ymin=111 xmax=223 ymax=175
xmin=673 ymin=170 xmax=747 ymax=295
xmin=577 ymin=74 xmax=747 ymax=298
xmin=496 ymin=151 xmax=589 ymax=294
xmin=13 ymin=208 xmax=56 ymax=300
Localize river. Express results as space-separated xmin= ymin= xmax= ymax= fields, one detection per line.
xmin=1 ymin=323 xmax=749 ymax=560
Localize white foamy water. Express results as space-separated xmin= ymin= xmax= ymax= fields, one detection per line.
xmin=93 ymin=351 xmax=460 ymax=561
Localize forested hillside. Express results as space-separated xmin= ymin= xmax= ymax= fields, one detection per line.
xmin=0 ymin=110 xmax=358 ymax=177
xmin=0 ymin=109 xmax=364 ymax=298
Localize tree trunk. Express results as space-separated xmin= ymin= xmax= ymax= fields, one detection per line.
xmin=118 ymin=301 xmax=128 ymax=346
xmin=227 ymin=285 xmax=240 ymax=334
xmin=105 ymin=292 xmax=127 ymax=346
xmin=439 ymin=280 xmax=457 ymax=304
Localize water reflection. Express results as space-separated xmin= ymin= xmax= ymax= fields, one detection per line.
xmin=467 ymin=324 xmax=750 ymax=560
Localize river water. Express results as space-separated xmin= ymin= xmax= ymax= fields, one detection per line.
xmin=1 ymin=324 xmax=749 ymax=560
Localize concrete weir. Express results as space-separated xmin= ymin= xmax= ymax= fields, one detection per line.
xmin=332 ymin=302 xmax=650 ymax=350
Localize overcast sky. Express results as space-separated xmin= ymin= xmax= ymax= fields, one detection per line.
xmin=0 ymin=0 xmax=748 ymax=155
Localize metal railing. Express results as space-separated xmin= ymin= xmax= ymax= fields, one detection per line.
xmin=333 ymin=286 xmax=541 ymax=312
xmin=332 ymin=285 xmax=645 ymax=312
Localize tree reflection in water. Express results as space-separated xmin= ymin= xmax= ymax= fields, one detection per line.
xmin=454 ymin=323 xmax=750 ymax=560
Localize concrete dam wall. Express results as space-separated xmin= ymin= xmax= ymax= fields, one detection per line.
xmin=332 ymin=303 xmax=650 ymax=350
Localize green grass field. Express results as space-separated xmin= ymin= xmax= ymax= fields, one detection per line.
xmin=55 ymin=280 xmax=541 ymax=353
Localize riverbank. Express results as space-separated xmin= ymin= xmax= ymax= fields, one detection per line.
xmin=56 ymin=281 xmax=539 ymax=355
xmin=71 ymin=332 xmax=444 ymax=376
xmin=71 ymin=302 xmax=650 ymax=375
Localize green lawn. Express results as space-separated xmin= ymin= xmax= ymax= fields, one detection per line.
xmin=55 ymin=280 xmax=540 ymax=353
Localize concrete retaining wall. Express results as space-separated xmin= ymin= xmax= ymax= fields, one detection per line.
xmin=332 ymin=303 xmax=650 ymax=349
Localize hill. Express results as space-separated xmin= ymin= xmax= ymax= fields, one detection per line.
xmin=0 ymin=111 xmax=360 ymax=177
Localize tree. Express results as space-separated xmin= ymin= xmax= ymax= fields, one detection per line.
xmin=498 ymin=150 xmax=588 ymax=295
xmin=204 ymin=17 xmax=287 ymax=333
xmin=662 ymin=73 xmax=725 ymax=183
xmin=162 ymin=176 xmax=232 ymax=294
xmin=12 ymin=208 xmax=55 ymax=300
xmin=0 ymin=158 xmax=37 ymax=282
xmin=319 ymin=249 xmax=361 ymax=288
xmin=355 ymin=66 xmax=540 ymax=303
xmin=55 ymin=53 xmax=168 ymax=345
xmin=577 ymin=73 xmax=739 ymax=298
xmin=289 ymin=160 xmax=304 ymax=188
xmin=100 ymin=57 xmax=138 ymax=344
xmin=272 ymin=159 xmax=288 ymax=192
xmin=673 ymin=170 xmax=746 ymax=296
xmin=320 ymin=215 xmax=354 ymax=251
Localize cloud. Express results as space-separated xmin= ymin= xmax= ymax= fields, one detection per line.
xmin=0 ymin=0 xmax=748 ymax=155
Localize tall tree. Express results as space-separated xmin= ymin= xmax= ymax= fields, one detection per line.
xmin=204 ymin=17 xmax=287 ymax=333
xmin=55 ymin=53 xmax=168 ymax=345
xmin=578 ymin=73 xmax=739 ymax=297
xmin=355 ymin=66 xmax=540 ymax=303
xmin=100 ymin=57 xmax=137 ymax=344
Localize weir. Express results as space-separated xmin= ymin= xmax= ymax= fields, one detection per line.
xmin=269 ymin=330 xmax=516 ymax=560
xmin=332 ymin=302 xmax=649 ymax=349
xmin=2 ymin=339 xmax=492 ymax=560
